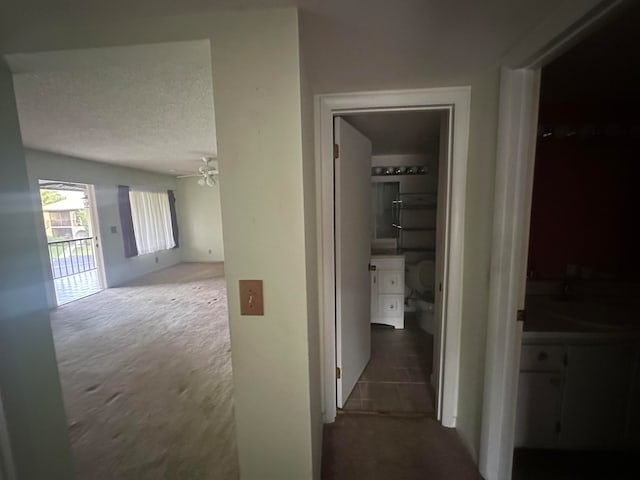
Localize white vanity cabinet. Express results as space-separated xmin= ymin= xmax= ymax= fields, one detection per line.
xmin=515 ymin=371 xmax=564 ymax=448
xmin=370 ymin=255 xmax=405 ymax=329
xmin=515 ymin=344 xmax=565 ymax=449
xmin=559 ymin=342 xmax=635 ymax=449
xmin=516 ymin=335 xmax=640 ymax=450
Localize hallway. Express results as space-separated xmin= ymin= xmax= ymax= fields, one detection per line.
xmin=343 ymin=320 xmax=434 ymax=414
xmin=322 ymin=414 xmax=481 ymax=479
xmin=323 ymin=319 xmax=481 ymax=479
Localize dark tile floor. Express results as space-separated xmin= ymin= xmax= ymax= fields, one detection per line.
xmin=321 ymin=318 xmax=483 ymax=479
xmin=342 ymin=319 xmax=434 ymax=414
xmin=322 ymin=414 xmax=482 ymax=480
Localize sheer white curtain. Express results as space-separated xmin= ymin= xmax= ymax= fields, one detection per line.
xmin=128 ymin=190 xmax=176 ymax=255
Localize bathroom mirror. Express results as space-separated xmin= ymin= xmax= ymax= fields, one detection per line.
xmin=371 ymin=182 xmax=399 ymax=240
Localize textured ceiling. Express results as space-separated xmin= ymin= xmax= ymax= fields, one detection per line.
xmin=344 ymin=111 xmax=441 ymax=155
xmin=0 ymin=0 xmax=583 ymax=173
xmin=7 ymin=41 xmax=216 ymax=174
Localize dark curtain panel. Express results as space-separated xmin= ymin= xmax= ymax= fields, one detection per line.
xmin=117 ymin=185 xmax=138 ymax=258
xmin=168 ymin=190 xmax=179 ymax=248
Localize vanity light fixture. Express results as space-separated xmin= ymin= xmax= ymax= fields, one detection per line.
xmin=371 ymin=166 xmax=429 ymax=177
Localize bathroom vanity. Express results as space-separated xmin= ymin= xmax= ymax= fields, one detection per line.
xmin=515 ymin=296 xmax=640 ymax=451
xmin=370 ymin=255 xmax=405 ymax=329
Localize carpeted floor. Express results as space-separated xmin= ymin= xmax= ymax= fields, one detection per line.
xmin=50 ymin=262 xmax=239 ymax=480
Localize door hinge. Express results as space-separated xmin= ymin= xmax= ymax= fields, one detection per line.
xmin=368 ymin=263 xmax=377 ymax=272
xmin=517 ymin=309 xmax=526 ymax=322
xmin=333 ymin=143 xmax=339 ymax=159
xmin=336 ymin=367 xmax=341 ymax=379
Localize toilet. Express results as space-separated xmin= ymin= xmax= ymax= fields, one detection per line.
xmin=406 ymin=260 xmax=436 ymax=334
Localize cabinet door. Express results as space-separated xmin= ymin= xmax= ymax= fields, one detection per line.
xmin=559 ymin=343 xmax=635 ymax=449
xmin=515 ymin=372 xmax=563 ymax=448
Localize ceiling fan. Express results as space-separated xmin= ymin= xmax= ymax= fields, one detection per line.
xmin=177 ymin=157 xmax=218 ymax=187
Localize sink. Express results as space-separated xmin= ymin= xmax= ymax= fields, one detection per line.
xmin=547 ymin=300 xmax=639 ymax=331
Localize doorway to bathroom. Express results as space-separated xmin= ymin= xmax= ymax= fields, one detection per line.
xmin=318 ymin=88 xmax=471 ymax=428
xmin=39 ymin=180 xmax=106 ymax=306
xmin=334 ymin=111 xmax=443 ymax=415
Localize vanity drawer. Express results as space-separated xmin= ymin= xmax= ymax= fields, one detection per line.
xmin=378 ymin=270 xmax=404 ymax=294
xmin=520 ymin=345 xmax=565 ymax=371
xmin=378 ymin=295 xmax=404 ymax=318
xmin=371 ymin=257 xmax=404 ymax=272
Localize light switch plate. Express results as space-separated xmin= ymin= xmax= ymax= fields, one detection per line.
xmin=239 ymin=280 xmax=264 ymax=316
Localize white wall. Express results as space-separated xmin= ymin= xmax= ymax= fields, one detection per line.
xmin=456 ymin=67 xmax=501 ymax=458
xmin=301 ymin=58 xmax=502 ymax=467
xmin=175 ymin=177 xmax=224 ymax=262
xmin=2 ymin=10 xmax=317 ymax=478
xmin=299 ymin=18 xmax=322 ymax=478
xmin=0 ymin=62 xmax=74 ymax=479
xmin=25 ymin=149 xmax=182 ymax=295
xmin=0 ymin=3 xmax=614 ymax=477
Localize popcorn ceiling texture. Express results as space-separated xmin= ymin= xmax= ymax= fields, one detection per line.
xmin=9 ymin=41 xmax=217 ymax=174
xmin=50 ymin=262 xmax=238 ymax=479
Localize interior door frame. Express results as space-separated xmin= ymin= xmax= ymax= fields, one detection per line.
xmin=86 ymin=184 xmax=107 ymax=290
xmin=316 ymin=88 xmax=471 ymax=427
xmin=478 ymin=1 xmax=626 ymax=478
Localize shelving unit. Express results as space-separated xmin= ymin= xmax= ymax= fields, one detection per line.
xmin=393 ymin=193 xmax=437 ymax=253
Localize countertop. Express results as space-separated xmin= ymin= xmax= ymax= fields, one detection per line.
xmin=523 ymin=295 xmax=640 ymax=341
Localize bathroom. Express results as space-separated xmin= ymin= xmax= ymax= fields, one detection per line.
xmin=511 ymin=5 xmax=640 ymax=477
xmin=337 ymin=109 xmax=447 ymax=414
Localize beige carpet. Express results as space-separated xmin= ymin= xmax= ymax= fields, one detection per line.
xmin=51 ymin=262 xmax=239 ymax=480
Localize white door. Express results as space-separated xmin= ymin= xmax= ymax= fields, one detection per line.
xmin=335 ymin=116 xmax=373 ymax=408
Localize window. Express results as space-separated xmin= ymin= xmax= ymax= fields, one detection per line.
xmin=50 ymin=211 xmax=71 ymax=227
xmin=128 ymin=190 xmax=176 ymax=255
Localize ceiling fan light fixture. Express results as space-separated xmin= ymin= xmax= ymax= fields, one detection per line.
xmin=177 ymin=156 xmax=218 ymax=187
